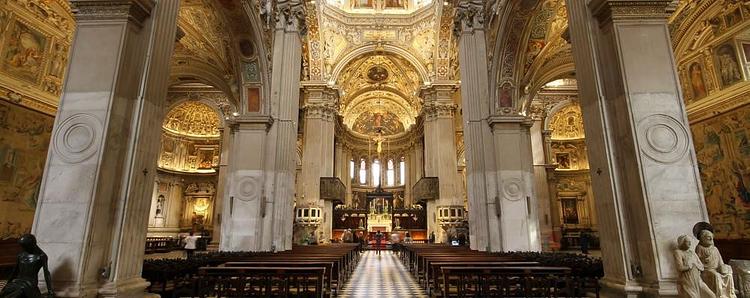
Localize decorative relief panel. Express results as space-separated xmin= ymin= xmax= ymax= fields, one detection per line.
xmin=549 ymin=103 xmax=584 ymax=140
xmin=52 ymin=113 xmax=101 ymax=164
xmin=0 ymin=0 xmax=73 ymax=114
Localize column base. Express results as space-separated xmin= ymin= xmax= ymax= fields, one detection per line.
xmin=48 ymin=281 xmax=99 ymax=298
xmin=599 ymin=278 xmax=678 ymax=298
xmin=98 ymin=277 xmax=151 ymax=298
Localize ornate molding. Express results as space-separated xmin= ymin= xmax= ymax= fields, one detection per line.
xmin=70 ymin=0 xmax=154 ymax=28
xmin=590 ymin=0 xmax=672 ymax=25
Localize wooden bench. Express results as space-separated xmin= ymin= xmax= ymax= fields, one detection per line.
xmin=197 ymin=266 xmax=326 ymax=298
xmin=224 ymin=261 xmax=337 ymax=295
xmin=439 ymin=266 xmax=573 ymax=297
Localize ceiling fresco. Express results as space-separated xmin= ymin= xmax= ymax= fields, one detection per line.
xmin=352 ymin=110 xmax=405 ymax=136
xmin=337 ymin=53 xmax=421 ymax=136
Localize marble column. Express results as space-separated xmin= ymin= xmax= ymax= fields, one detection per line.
xmin=211 ymin=127 xmax=233 ymax=245
xmin=299 ymin=85 xmax=337 ymax=241
xmin=566 ymin=0 xmax=709 ymax=294
xmin=220 ymin=117 xmax=272 ymax=251
xmin=489 ymin=117 xmax=541 ymax=251
xmin=265 ymin=0 xmax=306 ymax=251
xmin=32 ymin=0 xmax=179 ymax=296
xmin=455 ymin=0 xmax=496 ymax=251
xmin=422 ymin=85 xmax=463 ymax=242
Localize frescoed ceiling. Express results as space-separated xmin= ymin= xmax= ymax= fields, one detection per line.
xmin=163 ymin=101 xmax=221 ymax=138
xmin=337 ymin=53 xmax=422 ymax=137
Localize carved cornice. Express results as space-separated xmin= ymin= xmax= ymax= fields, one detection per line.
xmin=70 ymin=0 xmax=154 ymax=28
xmin=276 ymin=0 xmax=307 ymax=36
xmin=453 ymin=0 xmax=484 ymax=37
xmin=590 ymin=0 xmax=672 ymax=25
xmin=231 ymin=115 xmax=274 ymax=132
xmin=0 ymin=89 xmax=56 ymax=116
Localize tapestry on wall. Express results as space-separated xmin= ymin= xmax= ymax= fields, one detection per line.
xmin=0 ymin=100 xmax=53 ymax=239
xmin=693 ymin=104 xmax=750 ymax=239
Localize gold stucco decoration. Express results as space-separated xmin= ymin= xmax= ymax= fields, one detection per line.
xmin=163 ymin=101 xmax=221 ymax=138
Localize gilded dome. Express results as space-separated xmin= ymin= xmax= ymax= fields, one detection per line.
xmin=163 ymin=101 xmax=221 ymax=138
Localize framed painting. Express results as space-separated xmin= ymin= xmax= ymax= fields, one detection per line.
xmin=1 ymin=20 xmax=48 ymax=83
xmin=714 ymin=42 xmax=744 ymax=88
xmin=561 ymin=198 xmax=579 ymax=225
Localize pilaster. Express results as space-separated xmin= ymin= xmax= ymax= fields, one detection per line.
xmin=455 ymin=0 xmax=495 ymax=251
xmin=566 ymin=0 xmax=708 ymax=294
xmin=220 ymin=116 xmax=273 ymax=252
xmin=422 ymin=84 xmax=464 ymax=243
xmin=32 ymin=0 xmax=179 ymax=296
xmin=488 ymin=116 xmax=541 ymax=251
xmin=298 ymin=84 xmax=337 ymax=242
xmin=265 ymin=0 xmax=306 ymax=251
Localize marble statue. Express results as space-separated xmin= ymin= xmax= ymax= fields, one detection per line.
xmin=673 ymin=235 xmax=714 ymax=298
xmin=0 ymin=234 xmax=54 ymax=298
xmin=695 ymin=229 xmax=736 ymax=298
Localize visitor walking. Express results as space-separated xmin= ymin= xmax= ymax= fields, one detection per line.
xmin=183 ymin=231 xmax=199 ymax=259
xmin=375 ymin=231 xmax=384 ymax=255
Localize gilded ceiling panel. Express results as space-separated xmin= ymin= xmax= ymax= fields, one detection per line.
xmin=163 ymin=101 xmax=221 ymax=138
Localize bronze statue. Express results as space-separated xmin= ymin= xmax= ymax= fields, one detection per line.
xmin=0 ymin=234 xmax=54 ymax=298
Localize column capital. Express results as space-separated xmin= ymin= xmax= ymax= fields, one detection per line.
xmin=453 ymin=0 xmax=485 ymax=37
xmin=303 ymin=103 xmax=337 ymax=121
xmin=423 ymin=101 xmax=458 ymax=121
xmin=276 ymin=0 xmax=307 ymax=36
xmin=70 ymin=0 xmax=154 ymax=28
xmin=589 ymin=0 xmax=672 ymax=24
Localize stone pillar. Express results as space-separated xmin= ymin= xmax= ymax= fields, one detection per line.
xmin=211 ymin=127 xmax=233 ymax=245
xmin=488 ymin=117 xmax=541 ymax=251
xmin=422 ymin=85 xmax=463 ymax=243
xmin=32 ymin=0 xmax=179 ymax=296
xmin=531 ymin=120 xmax=553 ymax=250
xmin=455 ymin=0 xmax=496 ymax=251
xmin=220 ymin=117 xmax=273 ymax=251
xmin=566 ymin=0 xmax=709 ymax=294
xmin=298 ymin=85 xmax=337 ymax=241
xmin=263 ymin=0 xmax=306 ymax=251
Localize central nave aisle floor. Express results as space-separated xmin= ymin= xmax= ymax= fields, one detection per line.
xmin=339 ymin=250 xmax=428 ymax=298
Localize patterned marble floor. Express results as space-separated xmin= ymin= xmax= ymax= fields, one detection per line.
xmin=340 ymin=250 xmax=428 ymax=298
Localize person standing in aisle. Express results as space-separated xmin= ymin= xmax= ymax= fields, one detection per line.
xmin=183 ymin=231 xmax=199 ymax=259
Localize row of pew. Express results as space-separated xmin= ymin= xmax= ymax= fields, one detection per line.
xmin=395 ymin=243 xmax=602 ymax=297
xmin=143 ymin=243 xmax=362 ymax=297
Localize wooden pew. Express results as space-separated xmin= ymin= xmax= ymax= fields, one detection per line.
xmin=197 ymin=266 xmax=327 ymax=298
xmin=224 ymin=261 xmax=337 ymax=295
xmin=439 ymin=266 xmax=573 ymax=298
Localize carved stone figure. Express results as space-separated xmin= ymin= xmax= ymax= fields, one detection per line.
xmin=674 ymin=235 xmax=715 ymax=298
xmin=0 ymin=234 xmax=54 ymax=298
xmin=695 ymin=230 xmax=736 ymax=298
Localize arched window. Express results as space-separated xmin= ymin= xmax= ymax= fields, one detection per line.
xmin=399 ymin=157 xmax=405 ymax=185
xmin=372 ymin=159 xmax=381 ymax=186
xmin=386 ymin=159 xmax=395 ymax=186
xmin=349 ymin=159 xmax=355 ymax=180
xmin=359 ymin=159 xmax=367 ymax=185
